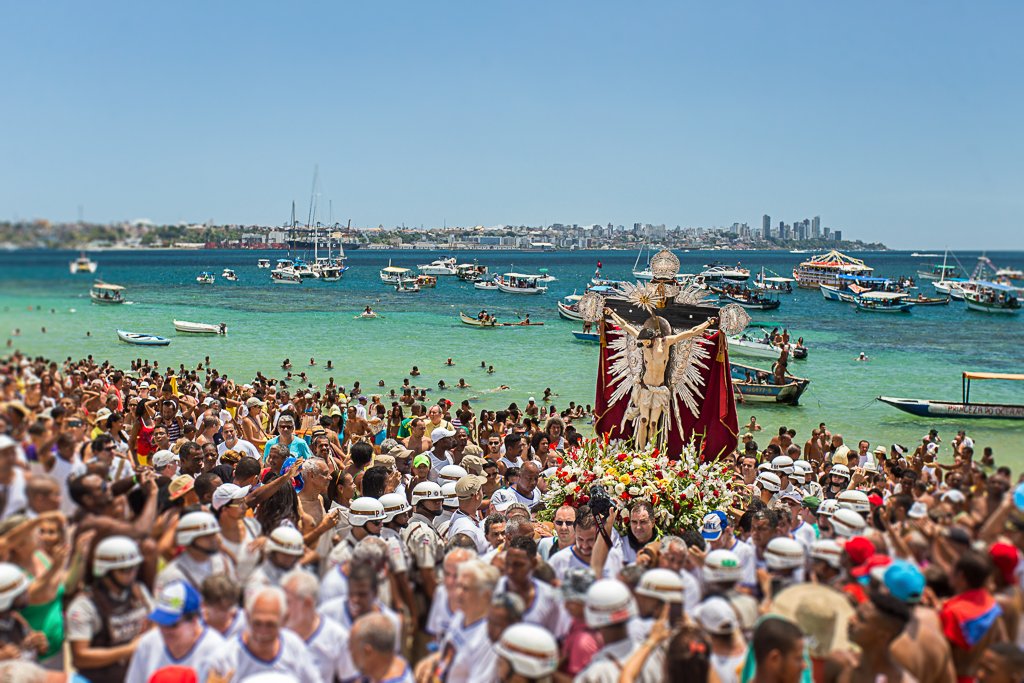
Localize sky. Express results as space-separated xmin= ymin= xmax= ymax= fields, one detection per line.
xmin=1 ymin=2 xmax=1021 ymax=249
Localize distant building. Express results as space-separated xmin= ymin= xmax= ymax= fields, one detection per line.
xmin=812 ymin=216 xmax=821 ymax=238
xmin=762 ymin=214 xmax=771 ymax=239
xmin=824 ymin=227 xmax=831 ymax=239
xmin=833 ymin=230 xmax=843 ymax=242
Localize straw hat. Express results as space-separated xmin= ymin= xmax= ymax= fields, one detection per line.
xmin=770 ymin=583 xmax=854 ymax=657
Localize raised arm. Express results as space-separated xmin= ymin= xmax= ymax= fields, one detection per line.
xmin=603 ymin=308 xmax=640 ymax=337
xmin=664 ymin=317 xmax=716 ymax=345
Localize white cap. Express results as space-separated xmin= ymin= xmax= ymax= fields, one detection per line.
xmin=493 ymin=623 xmax=559 ymax=678
xmin=704 ymin=549 xmax=743 ymax=583
xmin=584 ymin=579 xmax=637 ymax=628
xmin=837 ymin=489 xmax=871 ymax=513
xmin=176 ymin=511 xmax=220 ymax=546
xmin=0 ymin=563 xmax=30 ymax=610
xmin=693 ymin=597 xmax=737 ymax=635
xmin=941 ymin=489 xmax=966 ymax=505
xmin=431 ymin=426 xmax=457 ymax=443
xmin=411 ymin=481 xmax=444 ymax=506
xmin=490 ymin=488 xmax=518 ymax=512
xmin=211 ymin=483 xmax=250 ymax=511
xmin=379 ymin=493 xmax=411 ymax=522
xmin=831 ymin=508 xmax=867 ymax=538
xmin=634 ymin=568 xmax=683 ymax=604
xmin=755 ymin=471 xmax=781 ymax=493
xmin=438 ymin=464 xmax=468 ymax=483
xmin=265 ymin=526 xmax=305 ymax=556
xmin=771 ymin=455 xmax=795 ymax=474
xmin=810 ymin=539 xmax=844 ymax=569
xmin=528 ymin=397 xmax=536 ymax=403
xmin=765 ymin=537 xmax=805 ymax=571
xmin=349 ymin=497 xmax=386 ymax=527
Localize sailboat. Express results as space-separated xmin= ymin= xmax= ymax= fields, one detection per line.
xmin=632 ymin=240 xmax=654 ymax=280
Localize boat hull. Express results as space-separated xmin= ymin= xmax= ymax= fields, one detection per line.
xmin=855 ymin=301 xmax=914 ymax=313
xmin=173 ymin=320 xmax=223 ymax=334
xmin=557 ymin=301 xmax=585 ymax=321
xmin=722 ymin=294 xmax=780 ymax=310
xmin=497 ymin=283 xmax=547 ymax=295
xmin=572 ymin=331 xmax=600 ymax=343
xmin=460 ymin=313 xmax=498 ymax=327
xmin=730 ymin=361 xmax=809 ymax=405
xmin=878 ymin=396 xmax=1024 ymax=420
xmin=965 ymin=300 xmax=1021 ymax=314
xmin=117 ymin=330 xmax=171 ymax=346
xmin=90 ymin=294 xmax=124 ymax=305
xmin=820 ymin=285 xmax=853 ymax=303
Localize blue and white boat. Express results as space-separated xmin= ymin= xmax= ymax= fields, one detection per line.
xmin=854 ymin=291 xmax=915 ymax=313
xmin=572 ymin=331 xmax=600 ymax=343
xmin=117 ymin=330 xmax=171 ymax=346
xmin=730 ymin=361 xmax=810 ymax=405
xmin=878 ymin=372 xmax=1024 ymax=421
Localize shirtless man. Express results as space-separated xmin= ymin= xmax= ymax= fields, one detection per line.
xmin=603 ymin=307 xmax=714 ymax=449
xmin=402 ymin=418 xmax=432 ymax=454
xmin=343 ymin=405 xmax=371 ymax=447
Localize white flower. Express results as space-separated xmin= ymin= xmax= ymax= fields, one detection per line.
xmin=628 ymin=486 xmax=641 ymax=497
xmin=614 ymin=483 xmax=626 ymax=495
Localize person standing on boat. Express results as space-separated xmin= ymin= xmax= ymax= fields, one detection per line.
xmin=773 ymin=346 xmax=789 ymax=386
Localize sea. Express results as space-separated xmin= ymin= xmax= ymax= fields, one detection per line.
xmin=1 ymin=248 xmax=1022 ymax=468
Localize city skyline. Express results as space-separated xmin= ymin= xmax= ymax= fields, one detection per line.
xmin=1 ymin=2 xmax=1021 ymax=249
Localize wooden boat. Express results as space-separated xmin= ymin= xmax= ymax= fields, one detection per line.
xmin=730 ymin=361 xmax=810 ymax=405
xmin=820 ymin=284 xmax=856 ymax=303
xmin=474 ymin=277 xmax=499 ymax=291
xmin=173 ymin=320 xmax=226 ymax=335
xmin=90 ymin=282 xmax=125 ymax=305
xmin=854 ymin=291 xmax=915 ymax=313
xmin=910 ymin=294 xmax=950 ymax=306
xmin=415 ymin=275 xmax=438 ymax=288
xmin=964 ymin=282 xmax=1021 ymax=314
xmin=460 ymin=312 xmax=499 ymax=327
xmin=557 ymin=300 xmax=584 ymax=321
xmin=196 ymin=272 xmax=215 ymax=285
xmin=878 ymin=372 xmax=1024 ymax=421
xmin=380 ymin=263 xmax=413 ymax=284
xmin=221 ymin=269 xmax=238 ymax=281
xmin=572 ymin=331 xmax=600 ymax=343
xmin=728 ymin=325 xmax=808 ymax=360
xmin=69 ymin=252 xmax=98 ymax=274
xmin=721 ymin=292 xmax=781 ymax=311
xmin=793 ymin=250 xmax=873 ymax=289
xmin=497 ymin=273 xmax=548 ymax=295
xmin=117 ymin=330 xmax=171 ymax=346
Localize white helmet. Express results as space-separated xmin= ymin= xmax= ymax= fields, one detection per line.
xmin=93 ymin=535 xmax=143 ymax=577
xmin=635 ymin=568 xmax=683 ymax=604
xmin=0 ymin=563 xmax=29 ymax=610
xmin=494 ymin=623 xmax=559 ymax=678
xmin=817 ymin=499 xmax=840 ymax=517
xmin=831 ymin=508 xmax=868 ymax=538
xmin=771 ymin=455 xmax=795 ymax=475
xmin=379 ymin=493 xmax=411 ymax=523
xmin=755 ymin=471 xmax=781 ymax=493
xmin=176 ymin=511 xmax=220 ymax=546
xmin=441 ymin=482 xmax=459 ymax=509
xmin=349 ymin=497 xmax=386 ymax=528
xmin=830 ymin=464 xmax=851 ymax=480
xmin=704 ymin=549 xmax=743 ymax=583
xmin=584 ymin=579 xmax=637 ymax=628
xmin=411 ymin=481 xmax=444 ymax=506
xmin=837 ymin=489 xmax=871 ymax=514
xmin=765 ymin=537 xmax=805 ymax=571
xmin=804 ymin=480 xmax=825 ymax=500
xmin=438 ymin=464 xmax=468 ymax=484
xmin=810 ymin=540 xmax=844 ymax=569
xmin=265 ymin=526 xmax=305 ymax=557
xmin=793 ymin=460 xmax=813 ymax=475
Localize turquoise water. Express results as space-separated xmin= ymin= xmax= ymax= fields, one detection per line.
xmin=1 ymin=248 xmax=1022 ymax=466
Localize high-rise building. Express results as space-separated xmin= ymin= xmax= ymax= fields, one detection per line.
xmin=762 ymin=215 xmax=771 ymax=240
xmin=824 ymin=227 xmax=831 ymax=239
xmin=834 ymin=230 xmax=843 ymax=242
xmin=812 ymin=216 xmax=821 ymax=238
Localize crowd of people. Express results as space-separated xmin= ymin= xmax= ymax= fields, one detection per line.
xmin=0 ymin=350 xmax=1022 ymax=683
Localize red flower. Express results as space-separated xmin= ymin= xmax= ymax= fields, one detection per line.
xmin=651 ymin=494 xmax=660 ymax=505
xmin=578 ymin=495 xmax=590 ymax=505
xmin=617 ymin=453 xmax=627 ymax=461
xmin=652 ymin=447 xmax=659 ymax=457
xmin=621 ymin=492 xmax=631 ymax=501
xmin=556 ymin=456 xmax=564 ymax=466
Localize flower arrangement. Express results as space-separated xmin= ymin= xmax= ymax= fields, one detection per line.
xmin=538 ymin=436 xmax=742 ymax=533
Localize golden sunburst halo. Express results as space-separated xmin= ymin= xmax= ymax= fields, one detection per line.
xmin=621 ymin=281 xmax=662 ymax=313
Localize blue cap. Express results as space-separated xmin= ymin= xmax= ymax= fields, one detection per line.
xmin=701 ymin=511 xmax=729 ymax=540
xmin=149 ymin=580 xmax=201 ymax=626
xmin=876 ymin=560 xmax=925 ymax=604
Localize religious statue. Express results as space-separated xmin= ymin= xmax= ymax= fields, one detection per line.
xmin=602 ymin=306 xmax=716 ymax=449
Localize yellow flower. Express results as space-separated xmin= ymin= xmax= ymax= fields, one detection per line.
xmin=619 ymin=474 xmax=631 ymax=485
xmin=607 ymin=468 xmax=618 ymax=477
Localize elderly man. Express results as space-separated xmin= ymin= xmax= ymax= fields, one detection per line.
xmin=350 ymin=613 xmax=415 ymax=683
xmin=417 ymin=559 xmax=500 ymax=683
xmin=281 ymin=569 xmax=355 ymax=683
xmin=207 ymin=586 xmax=321 ymax=682
xmin=124 ymin=581 xmax=225 ymax=683
xmin=217 ymin=421 xmax=261 ymax=461
xmin=261 ymin=414 xmax=313 ymax=461
xmin=511 ymin=461 xmax=542 ymax=510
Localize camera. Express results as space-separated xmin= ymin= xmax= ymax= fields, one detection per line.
xmin=588 ymin=484 xmax=614 ymax=519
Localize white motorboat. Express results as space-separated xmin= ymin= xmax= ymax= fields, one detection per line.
xmin=728 ymin=325 xmax=808 ymax=360
xmin=497 ymin=273 xmax=548 ymax=295
xmin=90 ymin=282 xmax=125 ymax=305
xmin=699 ymin=265 xmax=751 ymax=283
xmin=380 ymin=263 xmax=413 ymax=284
xmin=293 ymin=259 xmax=319 ymax=279
xmin=69 ymin=252 xmax=98 ymax=274
xmin=117 ymin=330 xmax=171 ymax=346
xmin=272 ymin=259 xmax=301 ymax=284
xmin=196 ymin=272 xmax=215 ymax=284
xmin=417 ymin=257 xmax=458 ymax=276
xmin=395 ymin=280 xmax=421 ymax=293
xmin=221 ymin=269 xmax=238 ymax=281
xmin=474 ymin=277 xmax=499 ymax=291
xmin=257 ymin=259 xmax=271 ymax=269
xmin=173 ymin=320 xmax=227 ymax=334
xmin=456 ymin=263 xmax=489 ymax=281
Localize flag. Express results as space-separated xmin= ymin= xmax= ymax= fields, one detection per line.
xmin=594 ymin=321 xmax=738 ymax=462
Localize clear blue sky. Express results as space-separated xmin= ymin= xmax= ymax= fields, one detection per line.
xmin=2 ymin=2 xmax=1021 ymax=248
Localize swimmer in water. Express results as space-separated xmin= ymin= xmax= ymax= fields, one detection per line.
xmin=856 ymin=352 xmax=870 ymax=362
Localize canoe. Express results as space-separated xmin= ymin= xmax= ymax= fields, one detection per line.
xmin=910 ymin=296 xmax=950 ymax=306
xmin=460 ymin=312 xmax=499 ymax=327
xmin=117 ymin=330 xmax=171 ymax=346
xmin=173 ymin=320 xmax=225 ymax=335
xmin=877 ymin=396 xmax=1024 ymax=420
xmin=572 ymin=331 xmax=600 ymax=343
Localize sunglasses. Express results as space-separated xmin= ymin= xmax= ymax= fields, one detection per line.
xmin=68 ymin=420 xmax=83 ymax=427
xmin=554 ymin=520 xmax=573 ymax=527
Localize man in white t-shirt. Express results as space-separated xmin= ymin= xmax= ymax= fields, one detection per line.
xmin=217 ymin=421 xmax=261 ymax=461
xmin=125 ymin=580 xmax=224 ymax=683
xmin=206 ymin=586 xmax=321 ymax=682
xmin=282 ymin=568 xmax=357 ymax=683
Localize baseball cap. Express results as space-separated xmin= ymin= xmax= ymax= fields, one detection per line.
xmin=152 ymin=450 xmax=179 ymax=469
xmin=701 ymin=511 xmax=728 ymax=541
xmin=211 ymin=483 xmax=250 ymax=511
xmin=461 ymin=454 xmax=486 ymax=475
xmin=245 ymin=397 xmax=264 ymax=408
xmin=411 ymin=455 xmax=430 ymax=470
xmin=168 ymin=475 xmax=195 ymax=501
xmin=374 ymin=454 xmax=396 ymax=471
xmin=431 ymin=426 xmax=456 ymax=442
xmin=150 ymin=580 xmax=201 ymax=626
xmin=490 ymin=487 xmax=518 ymax=512
xmin=989 ymin=542 xmax=1020 ymax=586
xmin=941 ymin=490 xmax=966 ymax=505
xmin=802 ymin=496 xmax=821 ymax=512
xmin=843 ymin=536 xmax=874 ymax=567
xmin=455 ymin=475 xmax=487 ymax=499
xmin=693 ymin=597 xmax=738 ymax=635
xmin=873 ymin=560 xmax=925 ymax=603
xmin=851 ymin=553 xmax=892 ymax=579
xmin=388 ymin=445 xmax=414 ymax=460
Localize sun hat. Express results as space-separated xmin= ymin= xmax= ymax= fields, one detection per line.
xmin=373 ymin=454 xmax=396 ymax=471
xmin=455 ymin=475 xmax=488 ymax=499
xmin=693 ymin=597 xmax=737 ymax=635
xmin=168 ymin=475 xmax=195 ymax=501
xmin=245 ymin=397 xmax=264 ymax=408
xmin=211 ymin=483 xmax=250 ymax=511
xmin=388 ymin=445 xmax=414 ymax=460
xmin=149 ymin=580 xmax=202 ymax=626
xmin=832 ymin=445 xmax=851 ymax=466
xmin=873 ymin=445 xmax=887 ymax=455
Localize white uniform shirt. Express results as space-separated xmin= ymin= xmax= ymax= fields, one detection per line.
xmin=321 ymin=599 xmax=402 ymax=653
xmin=496 ymin=577 xmax=569 ymax=637
xmin=435 ymin=612 xmax=496 ymax=683
xmin=425 ymin=583 xmax=456 ymax=638
xmin=548 ymin=545 xmax=592 ymax=582
xmin=207 ymin=629 xmax=322 ymax=682
xmin=301 ymin=617 xmax=357 ymax=683
xmin=446 ymin=511 xmax=487 ymax=554
xmin=125 ymin=625 xmax=225 ymax=683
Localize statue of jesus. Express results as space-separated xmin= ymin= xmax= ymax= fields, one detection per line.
xmin=603 ymin=307 xmax=716 ymax=449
